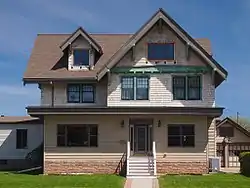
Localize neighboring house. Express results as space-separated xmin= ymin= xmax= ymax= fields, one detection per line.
xmin=0 ymin=116 xmax=43 ymax=170
xmin=216 ymin=117 xmax=250 ymax=168
xmin=23 ymin=8 xmax=228 ymax=176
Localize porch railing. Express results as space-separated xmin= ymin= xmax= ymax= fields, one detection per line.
xmin=152 ymin=141 xmax=157 ymax=176
xmin=127 ymin=141 xmax=130 ymax=176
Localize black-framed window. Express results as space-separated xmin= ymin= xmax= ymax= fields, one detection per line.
xmin=73 ymin=49 xmax=89 ymax=66
xmin=67 ymin=84 xmax=95 ymax=103
xmin=57 ymin=124 xmax=98 ymax=147
xmin=173 ymin=76 xmax=201 ymax=100
xmin=121 ymin=76 xmax=149 ymax=100
xmin=16 ymin=129 xmax=28 ymax=149
xmin=148 ymin=43 xmax=174 ymax=60
xmin=168 ymin=124 xmax=195 ymax=147
xmin=218 ymin=127 xmax=234 ymax=137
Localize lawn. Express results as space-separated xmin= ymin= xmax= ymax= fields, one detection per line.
xmin=159 ymin=174 xmax=250 ymax=188
xmin=0 ymin=173 xmax=125 ymax=188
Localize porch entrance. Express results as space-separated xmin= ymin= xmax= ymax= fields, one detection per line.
xmin=129 ymin=118 xmax=153 ymax=155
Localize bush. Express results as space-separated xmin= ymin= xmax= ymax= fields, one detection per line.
xmin=239 ymin=152 xmax=250 ymax=177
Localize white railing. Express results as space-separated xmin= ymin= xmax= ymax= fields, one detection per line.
xmin=152 ymin=141 xmax=157 ymax=176
xmin=127 ymin=141 xmax=130 ymax=176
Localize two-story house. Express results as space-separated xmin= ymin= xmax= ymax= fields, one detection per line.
xmin=23 ymin=9 xmax=227 ymax=177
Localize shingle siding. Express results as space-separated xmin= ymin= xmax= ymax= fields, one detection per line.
xmin=107 ymin=73 xmax=215 ymax=107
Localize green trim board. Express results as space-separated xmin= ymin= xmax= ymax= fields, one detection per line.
xmin=111 ymin=65 xmax=210 ymax=74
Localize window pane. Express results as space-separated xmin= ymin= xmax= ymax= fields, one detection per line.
xmin=182 ymin=125 xmax=194 ymax=135
xmin=57 ymin=125 xmax=65 ymax=135
xmin=90 ymin=125 xmax=98 ymax=135
xmin=168 ymin=136 xmax=181 ymax=147
xmin=73 ymin=49 xmax=89 ymax=66
xmin=219 ymin=127 xmax=234 ymax=137
xmin=136 ymin=77 xmax=149 ymax=100
xmin=168 ymin=125 xmax=181 ymax=136
xmin=90 ymin=135 xmax=98 ymax=147
xmin=187 ymin=76 xmax=201 ymax=100
xmin=67 ymin=84 xmax=80 ymax=103
xmin=57 ymin=136 xmax=66 ymax=146
xmin=16 ymin=129 xmax=27 ymax=149
xmin=67 ymin=126 xmax=88 ymax=147
xmin=148 ymin=43 xmax=174 ymax=60
xmin=173 ymin=76 xmax=186 ymax=100
xmin=182 ymin=135 xmax=195 ymax=147
xmin=82 ymin=85 xmax=94 ymax=103
xmin=121 ymin=77 xmax=134 ymax=100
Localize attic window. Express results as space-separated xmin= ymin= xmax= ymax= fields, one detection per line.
xmin=148 ymin=43 xmax=174 ymax=61
xmin=73 ymin=49 xmax=89 ymax=66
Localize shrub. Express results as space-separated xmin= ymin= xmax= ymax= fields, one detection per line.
xmin=239 ymin=152 xmax=250 ymax=177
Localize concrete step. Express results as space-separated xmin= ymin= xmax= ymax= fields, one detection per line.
xmin=129 ymin=166 xmax=154 ymax=170
xmin=128 ymin=172 xmax=154 ymax=176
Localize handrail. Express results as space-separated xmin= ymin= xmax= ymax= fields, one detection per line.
xmin=152 ymin=141 xmax=157 ymax=176
xmin=127 ymin=141 xmax=130 ymax=176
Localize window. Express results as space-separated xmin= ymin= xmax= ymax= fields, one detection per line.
xmin=121 ymin=76 xmax=149 ymax=100
xmin=173 ymin=76 xmax=201 ymax=100
xmin=16 ymin=129 xmax=28 ymax=149
xmin=148 ymin=43 xmax=174 ymax=60
xmin=218 ymin=127 xmax=234 ymax=137
xmin=57 ymin=124 xmax=98 ymax=147
xmin=67 ymin=84 xmax=95 ymax=103
xmin=168 ymin=124 xmax=195 ymax=147
xmin=73 ymin=49 xmax=89 ymax=66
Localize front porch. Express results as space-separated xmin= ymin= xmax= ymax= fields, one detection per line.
xmin=27 ymin=106 xmax=223 ymax=175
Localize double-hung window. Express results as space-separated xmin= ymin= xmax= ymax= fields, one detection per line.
xmin=67 ymin=84 xmax=95 ymax=103
xmin=121 ymin=76 xmax=149 ymax=100
xmin=148 ymin=43 xmax=174 ymax=61
xmin=73 ymin=49 xmax=89 ymax=66
xmin=168 ymin=124 xmax=195 ymax=147
xmin=57 ymin=124 xmax=98 ymax=147
xmin=173 ymin=75 xmax=201 ymax=100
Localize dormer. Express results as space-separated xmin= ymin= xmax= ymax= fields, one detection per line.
xmin=60 ymin=27 xmax=103 ymax=71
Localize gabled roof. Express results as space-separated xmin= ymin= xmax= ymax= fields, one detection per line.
xmin=97 ymin=8 xmax=227 ymax=85
xmin=23 ymin=8 xmax=226 ymax=85
xmin=60 ymin=27 xmax=103 ymax=53
xmin=216 ymin=117 xmax=250 ymax=138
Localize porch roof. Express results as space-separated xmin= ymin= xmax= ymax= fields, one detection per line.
xmin=27 ymin=106 xmax=224 ymax=117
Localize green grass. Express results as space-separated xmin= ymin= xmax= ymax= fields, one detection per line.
xmin=159 ymin=174 xmax=250 ymax=188
xmin=0 ymin=173 xmax=124 ymax=188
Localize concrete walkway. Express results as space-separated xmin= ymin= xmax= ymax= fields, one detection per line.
xmin=124 ymin=178 xmax=159 ymax=188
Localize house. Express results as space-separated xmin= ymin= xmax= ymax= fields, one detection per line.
xmin=0 ymin=116 xmax=43 ymax=170
xmin=216 ymin=117 xmax=250 ymax=168
xmin=23 ymin=8 xmax=228 ymax=176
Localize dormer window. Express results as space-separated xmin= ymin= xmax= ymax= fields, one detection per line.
xmin=147 ymin=43 xmax=174 ymax=61
xmin=73 ymin=49 xmax=89 ymax=66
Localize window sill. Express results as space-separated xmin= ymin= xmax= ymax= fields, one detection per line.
xmin=56 ymin=146 xmax=98 ymax=148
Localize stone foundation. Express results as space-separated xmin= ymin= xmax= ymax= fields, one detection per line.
xmin=157 ymin=161 xmax=208 ymax=175
xmin=44 ymin=160 xmax=120 ymax=174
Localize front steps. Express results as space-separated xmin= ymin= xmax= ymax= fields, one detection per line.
xmin=127 ymin=156 xmax=156 ymax=178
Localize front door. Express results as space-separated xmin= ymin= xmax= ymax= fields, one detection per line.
xmin=135 ymin=125 xmax=147 ymax=153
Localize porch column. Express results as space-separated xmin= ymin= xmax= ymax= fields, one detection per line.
xmin=224 ymin=144 xmax=229 ymax=168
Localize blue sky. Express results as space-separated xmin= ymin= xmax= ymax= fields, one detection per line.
xmin=0 ymin=0 xmax=249 ymax=118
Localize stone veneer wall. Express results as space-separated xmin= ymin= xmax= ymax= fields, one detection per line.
xmin=44 ymin=160 xmax=121 ymax=174
xmin=157 ymin=161 xmax=208 ymax=175
xmin=45 ymin=160 xmax=208 ymax=175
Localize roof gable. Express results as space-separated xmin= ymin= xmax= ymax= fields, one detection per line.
xmin=96 ymin=9 xmax=227 ymax=86
xmin=60 ymin=27 xmax=103 ymax=53
xmin=216 ymin=117 xmax=250 ymax=138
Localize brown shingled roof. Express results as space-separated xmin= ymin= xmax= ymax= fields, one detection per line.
xmin=23 ymin=33 xmax=211 ymax=82
xmin=23 ymin=34 xmax=132 ymax=82
xmin=0 ymin=116 xmax=41 ymax=124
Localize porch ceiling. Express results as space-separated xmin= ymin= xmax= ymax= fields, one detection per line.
xmin=26 ymin=106 xmax=224 ymax=117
